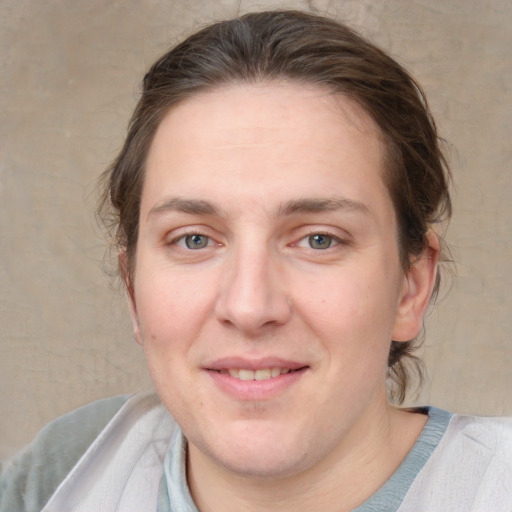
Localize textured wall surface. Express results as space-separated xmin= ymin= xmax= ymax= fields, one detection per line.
xmin=1 ymin=0 xmax=511 ymax=463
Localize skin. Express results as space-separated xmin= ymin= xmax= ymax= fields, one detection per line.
xmin=125 ymin=83 xmax=439 ymax=511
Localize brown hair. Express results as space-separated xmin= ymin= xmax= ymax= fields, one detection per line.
xmin=98 ymin=10 xmax=451 ymax=403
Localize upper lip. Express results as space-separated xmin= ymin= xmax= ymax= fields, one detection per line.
xmin=205 ymin=357 xmax=307 ymax=371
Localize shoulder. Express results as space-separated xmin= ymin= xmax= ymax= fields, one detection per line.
xmin=0 ymin=395 xmax=128 ymax=512
xmin=438 ymin=413 xmax=512 ymax=504
xmin=447 ymin=412 xmax=512 ymax=473
xmin=40 ymin=392 xmax=174 ymax=512
xmin=448 ymin=412 xmax=512 ymax=459
xmin=400 ymin=410 xmax=512 ymax=511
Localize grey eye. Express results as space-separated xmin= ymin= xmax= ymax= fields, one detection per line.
xmin=185 ymin=234 xmax=210 ymax=249
xmin=308 ymin=234 xmax=334 ymax=250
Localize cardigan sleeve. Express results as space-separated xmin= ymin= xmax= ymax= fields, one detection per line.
xmin=0 ymin=395 xmax=128 ymax=512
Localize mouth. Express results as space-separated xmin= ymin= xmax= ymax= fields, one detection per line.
xmin=205 ymin=359 xmax=308 ymax=399
xmin=219 ymin=368 xmax=294 ymax=381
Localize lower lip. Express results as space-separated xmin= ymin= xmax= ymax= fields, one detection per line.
xmin=206 ymin=368 xmax=307 ymax=401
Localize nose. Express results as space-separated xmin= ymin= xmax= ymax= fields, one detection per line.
xmin=215 ymin=244 xmax=292 ymax=335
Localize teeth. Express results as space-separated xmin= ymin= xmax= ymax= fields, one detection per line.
xmin=255 ymin=369 xmax=271 ymax=380
xmin=271 ymin=367 xmax=281 ymax=378
xmin=226 ymin=368 xmax=291 ymax=381
xmin=239 ymin=369 xmax=254 ymax=381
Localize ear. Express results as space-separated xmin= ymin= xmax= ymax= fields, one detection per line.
xmin=119 ymin=251 xmax=143 ymax=346
xmin=392 ymin=231 xmax=440 ymax=342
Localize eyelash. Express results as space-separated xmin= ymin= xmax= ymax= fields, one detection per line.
xmin=171 ymin=232 xmax=217 ymax=250
xmin=167 ymin=229 xmax=346 ymax=252
xmin=294 ymin=231 xmax=344 ymax=250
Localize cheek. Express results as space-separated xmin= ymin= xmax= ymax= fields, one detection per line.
xmin=300 ymin=267 xmax=397 ymax=325
xmin=133 ymin=273 xmax=206 ymax=400
xmin=134 ymin=269 xmax=215 ymax=348
xmin=295 ymin=264 xmax=400 ymax=360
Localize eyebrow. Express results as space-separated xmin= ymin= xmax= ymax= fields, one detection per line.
xmin=147 ymin=198 xmax=221 ymax=220
xmin=147 ymin=196 xmax=369 ymax=221
xmin=278 ymin=197 xmax=369 ymax=216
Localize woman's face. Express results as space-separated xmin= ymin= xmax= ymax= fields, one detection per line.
xmin=127 ymin=83 xmax=431 ymax=480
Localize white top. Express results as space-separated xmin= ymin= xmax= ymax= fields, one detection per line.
xmin=2 ymin=392 xmax=512 ymax=511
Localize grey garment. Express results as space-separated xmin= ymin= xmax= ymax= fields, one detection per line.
xmin=4 ymin=394 xmax=512 ymax=511
xmin=158 ymin=428 xmax=197 ymax=512
xmin=157 ymin=408 xmax=451 ymax=512
xmin=40 ymin=392 xmax=172 ymax=512
xmin=0 ymin=395 xmax=128 ymax=512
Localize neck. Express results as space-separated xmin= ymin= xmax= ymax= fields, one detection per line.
xmin=187 ymin=402 xmax=427 ymax=512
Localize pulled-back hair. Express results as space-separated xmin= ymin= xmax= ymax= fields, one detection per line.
xmin=98 ymin=10 xmax=451 ymax=403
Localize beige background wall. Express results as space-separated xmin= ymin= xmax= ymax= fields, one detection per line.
xmin=1 ymin=0 xmax=511 ymax=464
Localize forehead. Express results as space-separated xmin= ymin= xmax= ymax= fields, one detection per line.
xmin=150 ymin=82 xmax=382 ymax=152
xmin=142 ymin=82 xmax=390 ymax=220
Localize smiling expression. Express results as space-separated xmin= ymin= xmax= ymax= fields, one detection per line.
xmin=127 ymin=82 xmax=429 ymax=480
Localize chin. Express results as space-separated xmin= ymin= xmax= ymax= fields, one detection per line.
xmin=189 ymin=421 xmax=314 ymax=480
xmin=216 ymin=447 xmax=308 ymax=480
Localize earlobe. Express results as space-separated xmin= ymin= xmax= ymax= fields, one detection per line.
xmin=119 ymin=251 xmax=143 ymax=346
xmin=392 ymin=231 xmax=440 ymax=342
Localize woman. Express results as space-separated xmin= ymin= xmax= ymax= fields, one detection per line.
xmin=1 ymin=10 xmax=511 ymax=512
